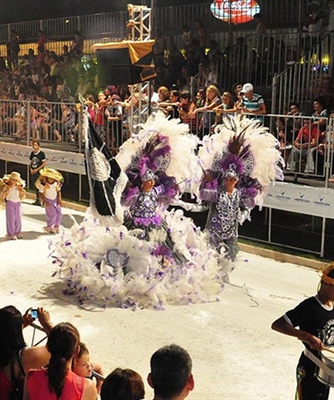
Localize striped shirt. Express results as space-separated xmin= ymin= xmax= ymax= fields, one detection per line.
xmin=242 ymin=93 xmax=265 ymax=122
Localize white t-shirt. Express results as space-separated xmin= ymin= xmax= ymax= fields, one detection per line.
xmin=39 ymin=181 xmax=59 ymax=200
xmin=6 ymin=186 xmax=21 ymax=202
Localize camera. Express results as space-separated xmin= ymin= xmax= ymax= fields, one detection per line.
xmin=29 ymin=309 xmax=38 ymax=319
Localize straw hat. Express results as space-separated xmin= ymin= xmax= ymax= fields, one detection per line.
xmin=39 ymin=168 xmax=64 ymax=182
xmin=318 ymin=263 xmax=334 ymax=285
xmin=3 ymin=171 xmax=25 ymax=186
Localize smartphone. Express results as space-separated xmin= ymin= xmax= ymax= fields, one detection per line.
xmin=30 ymin=309 xmax=38 ymax=319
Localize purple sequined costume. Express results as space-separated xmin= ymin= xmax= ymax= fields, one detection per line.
xmin=205 ymin=187 xmax=241 ymax=261
xmin=125 ymin=185 xmax=186 ymax=264
xmin=129 ymin=186 xmax=163 ymax=228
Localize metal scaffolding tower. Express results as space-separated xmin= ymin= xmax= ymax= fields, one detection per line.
xmin=126 ymin=4 xmax=153 ymax=135
xmin=127 ymin=4 xmax=152 ymax=42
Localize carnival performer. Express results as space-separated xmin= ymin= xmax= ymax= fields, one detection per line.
xmin=0 ymin=171 xmax=26 ymax=240
xmin=124 ymin=170 xmax=166 ymax=233
xmin=198 ymin=114 xmax=283 ymax=270
xmin=52 ymin=112 xmax=223 ymax=309
xmin=124 ymin=168 xmax=187 ymax=265
xmin=203 ymin=167 xmax=248 ymax=262
xmin=36 ymin=168 xmax=64 ymax=234
xmin=117 ymin=112 xmax=203 ymax=266
xmin=272 ymin=263 xmax=334 ymax=400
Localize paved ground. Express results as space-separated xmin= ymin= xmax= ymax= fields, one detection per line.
xmin=0 ymin=200 xmax=333 ymax=399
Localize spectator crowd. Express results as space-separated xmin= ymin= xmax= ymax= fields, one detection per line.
xmin=0 ymin=305 xmax=194 ymax=400
xmin=0 ymin=20 xmax=333 ymax=181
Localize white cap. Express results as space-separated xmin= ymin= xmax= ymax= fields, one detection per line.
xmin=240 ymin=83 xmax=253 ymax=94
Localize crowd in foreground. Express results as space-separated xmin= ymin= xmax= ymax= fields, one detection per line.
xmin=3 ymin=262 xmax=334 ymax=400
xmin=0 ymin=306 xmax=194 ymax=400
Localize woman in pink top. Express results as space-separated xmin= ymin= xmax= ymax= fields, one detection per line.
xmin=24 ymin=322 xmax=97 ymax=400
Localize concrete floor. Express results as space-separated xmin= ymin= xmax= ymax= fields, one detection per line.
xmin=0 ymin=200 xmax=333 ymax=399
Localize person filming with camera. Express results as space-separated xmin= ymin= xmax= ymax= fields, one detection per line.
xmin=0 ymin=305 xmax=53 ymax=400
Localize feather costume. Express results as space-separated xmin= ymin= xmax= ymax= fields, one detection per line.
xmin=198 ymin=115 xmax=284 ymax=209
xmin=51 ymin=210 xmax=224 ymax=310
xmin=116 ymin=112 xmax=202 ymax=198
xmin=197 ymin=114 xmax=283 ymax=264
xmin=51 ymin=113 xmax=224 ymax=309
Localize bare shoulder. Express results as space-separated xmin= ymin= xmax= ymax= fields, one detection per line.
xmin=21 ymin=346 xmax=51 ymax=372
xmin=83 ymin=378 xmax=98 ymax=400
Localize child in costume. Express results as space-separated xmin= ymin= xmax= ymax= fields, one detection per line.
xmin=272 ymin=263 xmax=334 ymax=400
xmin=124 ymin=169 xmax=185 ymax=265
xmin=198 ymin=116 xmax=284 ymax=269
xmin=36 ymin=168 xmax=63 ymax=234
xmin=203 ymin=168 xmax=249 ymax=262
xmin=0 ymin=171 xmax=26 ymax=240
xmin=72 ymin=342 xmax=104 ymax=394
xmin=124 ymin=170 xmax=175 ymax=232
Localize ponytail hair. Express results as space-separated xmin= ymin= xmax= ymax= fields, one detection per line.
xmin=47 ymin=322 xmax=80 ymax=398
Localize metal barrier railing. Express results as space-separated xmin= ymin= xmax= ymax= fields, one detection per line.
xmin=1 ymin=107 xmax=333 ymax=257
xmin=0 ymin=99 xmax=82 ymax=146
xmin=1 ymin=100 xmax=332 ymax=185
xmin=0 ymin=29 xmax=325 ymax=117
xmin=271 ymin=32 xmax=333 ymax=116
xmin=0 ymin=98 xmax=129 ymax=151
xmin=0 ymin=2 xmax=303 ymax=45
xmin=267 ymin=113 xmax=333 ymax=183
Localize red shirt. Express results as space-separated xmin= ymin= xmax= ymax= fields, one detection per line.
xmin=0 ymin=369 xmax=12 ymax=400
xmin=296 ymin=124 xmax=319 ymax=144
xmin=27 ymin=369 xmax=85 ymax=400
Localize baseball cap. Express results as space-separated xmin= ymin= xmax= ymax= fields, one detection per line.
xmin=240 ymin=83 xmax=253 ymax=94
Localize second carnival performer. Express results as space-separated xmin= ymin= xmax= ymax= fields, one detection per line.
xmin=202 ymin=167 xmax=247 ymax=263
xmin=51 ymin=112 xmax=224 ymax=309
xmin=197 ymin=115 xmax=284 ymax=269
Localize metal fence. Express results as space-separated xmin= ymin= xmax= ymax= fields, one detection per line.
xmin=1 ymin=28 xmax=329 ymax=120
xmin=1 ymin=99 xmax=333 ymax=181
xmin=1 ymin=106 xmax=334 ymax=256
xmin=1 ymin=101 xmax=333 ymax=184
xmin=0 ymin=99 xmax=81 ymax=145
xmin=20 ymin=33 xmax=332 ymax=107
xmin=272 ymin=32 xmax=333 ymax=115
xmin=0 ymin=1 xmax=305 ymax=45
xmin=0 ymin=2 xmax=328 ymax=119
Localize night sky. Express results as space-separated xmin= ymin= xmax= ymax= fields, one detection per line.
xmin=0 ymin=0 xmax=209 ymax=24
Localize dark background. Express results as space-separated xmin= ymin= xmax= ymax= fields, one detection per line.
xmin=0 ymin=0 xmax=209 ymax=24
